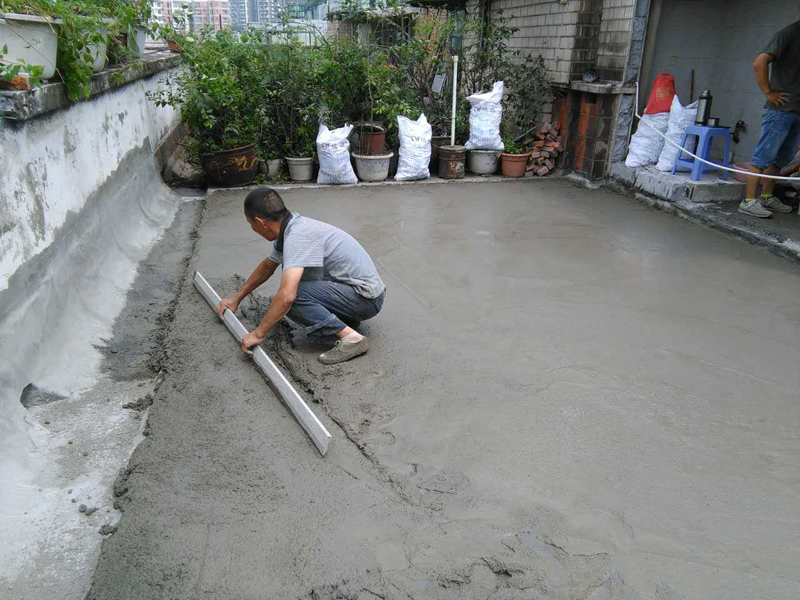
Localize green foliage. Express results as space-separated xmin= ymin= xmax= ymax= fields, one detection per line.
xmin=501 ymin=135 xmax=524 ymax=155
xmin=145 ymin=2 xmax=551 ymax=162
xmin=148 ymin=28 xmax=267 ymax=155
xmin=0 ymin=43 xmax=45 ymax=86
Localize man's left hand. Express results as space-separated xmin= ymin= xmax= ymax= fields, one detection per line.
xmin=241 ymin=331 xmax=265 ymax=356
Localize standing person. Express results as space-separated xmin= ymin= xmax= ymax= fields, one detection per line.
xmin=217 ymin=187 xmax=386 ymax=365
xmin=740 ymin=17 xmax=800 ymax=218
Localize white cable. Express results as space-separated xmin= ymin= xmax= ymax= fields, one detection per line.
xmin=632 ymin=82 xmax=800 ymax=182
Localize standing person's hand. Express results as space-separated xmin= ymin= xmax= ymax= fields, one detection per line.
xmin=216 ymin=296 xmax=239 ymax=319
xmin=766 ymin=90 xmax=790 ymax=106
xmin=241 ymin=331 xmax=264 ymax=356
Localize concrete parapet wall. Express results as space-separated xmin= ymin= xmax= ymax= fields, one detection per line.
xmin=0 ymin=59 xmax=179 ymax=291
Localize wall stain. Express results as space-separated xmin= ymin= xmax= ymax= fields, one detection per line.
xmin=63 ymin=126 xmax=78 ymax=156
xmin=21 ymin=162 xmax=48 ymax=242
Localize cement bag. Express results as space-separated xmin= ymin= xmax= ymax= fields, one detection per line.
xmin=655 ymin=96 xmax=699 ymax=171
xmin=625 ymin=112 xmax=669 ymax=168
xmin=644 ymin=72 xmax=676 ymax=114
xmin=395 ymin=114 xmax=432 ymax=181
xmin=316 ymin=124 xmax=358 ymax=185
xmin=465 ymin=81 xmax=504 ymax=151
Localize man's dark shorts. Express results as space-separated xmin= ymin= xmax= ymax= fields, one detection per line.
xmin=752 ymin=109 xmax=800 ymax=169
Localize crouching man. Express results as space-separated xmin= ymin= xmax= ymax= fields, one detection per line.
xmin=216 ymin=187 xmax=386 ymax=365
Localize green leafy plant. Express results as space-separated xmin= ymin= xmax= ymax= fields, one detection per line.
xmin=0 ymin=0 xmax=153 ymax=99
xmin=501 ymin=135 xmax=525 ymax=155
xmin=148 ymin=28 xmax=266 ymax=157
xmin=0 ymin=43 xmax=45 ymax=86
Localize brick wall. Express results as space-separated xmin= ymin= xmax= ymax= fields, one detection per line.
xmin=596 ymin=0 xmax=636 ymax=80
xmin=481 ymin=0 xmax=637 ymax=84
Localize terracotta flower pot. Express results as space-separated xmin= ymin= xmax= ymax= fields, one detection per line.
xmin=201 ymin=143 xmax=259 ymax=187
xmin=358 ymin=124 xmax=386 ymax=156
xmin=501 ymin=153 xmax=529 ymax=178
xmin=167 ymin=39 xmax=182 ymax=53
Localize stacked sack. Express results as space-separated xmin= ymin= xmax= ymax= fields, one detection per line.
xmin=625 ymin=73 xmax=675 ymax=168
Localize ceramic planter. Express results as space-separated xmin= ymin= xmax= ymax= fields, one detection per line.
xmin=286 ymin=156 xmax=314 ymax=182
xmin=352 ymin=152 xmax=393 ymax=182
xmin=201 ymin=143 xmax=259 ymax=187
xmin=127 ymin=27 xmax=147 ymax=59
xmin=267 ymin=159 xmax=283 ymax=179
xmin=501 ymin=153 xmax=529 ymax=178
xmin=88 ymin=24 xmax=111 ymax=72
xmin=0 ymin=13 xmax=62 ymax=80
xmin=467 ymin=150 xmax=501 ymax=175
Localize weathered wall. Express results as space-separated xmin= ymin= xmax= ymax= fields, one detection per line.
xmin=480 ymin=0 xmax=639 ymax=84
xmin=644 ymin=0 xmax=798 ymax=163
xmin=0 ymin=71 xmax=178 ymax=290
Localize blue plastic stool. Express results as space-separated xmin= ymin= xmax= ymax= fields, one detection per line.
xmin=671 ymin=125 xmax=731 ymax=181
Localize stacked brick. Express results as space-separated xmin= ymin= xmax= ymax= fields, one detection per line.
xmin=524 ymin=121 xmax=562 ymax=177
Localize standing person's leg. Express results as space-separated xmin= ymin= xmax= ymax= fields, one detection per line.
xmin=742 ymin=110 xmax=795 ymax=218
xmin=760 ymin=114 xmax=800 ymax=213
xmin=285 ymin=280 xmax=385 ymax=364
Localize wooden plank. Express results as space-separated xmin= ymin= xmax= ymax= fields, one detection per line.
xmin=193 ymin=271 xmax=333 ymax=456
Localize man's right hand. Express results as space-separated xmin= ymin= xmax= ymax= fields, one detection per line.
xmin=216 ymin=296 xmax=240 ymax=319
xmin=766 ymin=90 xmax=790 ymax=106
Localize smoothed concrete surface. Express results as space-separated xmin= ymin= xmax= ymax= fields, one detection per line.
xmin=88 ymin=180 xmax=800 ymax=600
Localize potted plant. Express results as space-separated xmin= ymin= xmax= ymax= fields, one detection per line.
xmin=0 ymin=4 xmax=61 ymax=83
xmin=1 ymin=0 xmax=115 ymax=99
xmin=104 ymin=0 xmax=151 ymax=62
xmin=500 ymin=137 xmax=529 ymax=178
xmin=155 ymin=4 xmax=190 ymax=54
xmin=285 ymin=125 xmax=315 ymax=182
xmin=270 ymin=36 xmax=318 ymax=182
xmin=148 ymin=29 xmax=262 ymax=186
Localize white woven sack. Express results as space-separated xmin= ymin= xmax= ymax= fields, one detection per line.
xmin=395 ymin=114 xmax=432 ymax=181
xmin=625 ymin=112 xmax=669 ymax=168
xmin=465 ymin=81 xmax=505 ymax=152
xmin=316 ymin=124 xmax=358 ymax=185
xmin=655 ymin=96 xmax=699 ymax=171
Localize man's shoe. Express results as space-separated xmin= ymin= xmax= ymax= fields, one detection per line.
xmin=738 ymin=199 xmax=772 ymax=218
xmin=760 ymin=196 xmax=793 ymax=213
xmin=319 ymin=337 xmax=369 ymax=365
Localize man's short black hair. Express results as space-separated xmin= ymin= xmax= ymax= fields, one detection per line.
xmin=244 ymin=187 xmax=288 ymax=222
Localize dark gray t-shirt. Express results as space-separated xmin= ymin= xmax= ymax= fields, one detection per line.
xmin=268 ymin=215 xmax=385 ymax=299
xmin=763 ymin=20 xmax=800 ymax=114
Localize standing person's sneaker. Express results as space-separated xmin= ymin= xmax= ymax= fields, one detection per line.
xmin=760 ymin=195 xmax=793 ymax=213
xmin=319 ymin=337 xmax=370 ymax=365
xmin=738 ymin=199 xmax=772 ymax=218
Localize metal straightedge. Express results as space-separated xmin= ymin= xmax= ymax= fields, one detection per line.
xmin=193 ymin=271 xmax=333 ymax=456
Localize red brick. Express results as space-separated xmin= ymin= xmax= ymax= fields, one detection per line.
xmin=536 ymin=166 xmax=550 ymax=176
xmin=0 ymin=74 xmax=31 ymax=91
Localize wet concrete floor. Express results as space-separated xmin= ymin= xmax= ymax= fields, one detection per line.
xmin=87 ymin=179 xmax=800 ymax=600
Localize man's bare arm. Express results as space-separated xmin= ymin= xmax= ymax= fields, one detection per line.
xmin=216 ymin=259 xmax=280 ymax=317
xmin=240 ymin=267 xmax=304 ymax=355
xmin=754 ymin=53 xmax=789 ymax=106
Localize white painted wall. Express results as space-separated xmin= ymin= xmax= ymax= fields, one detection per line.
xmin=0 ymin=74 xmax=178 ymax=290
xmin=645 ymin=0 xmax=799 ymax=163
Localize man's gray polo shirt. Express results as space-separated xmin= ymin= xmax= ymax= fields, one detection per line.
xmin=268 ymin=215 xmax=385 ymax=299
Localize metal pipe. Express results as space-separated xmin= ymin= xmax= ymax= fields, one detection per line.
xmin=451 ymin=55 xmax=459 ymax=146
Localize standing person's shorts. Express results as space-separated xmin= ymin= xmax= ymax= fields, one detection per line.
xmin=751 ymin=109 xmax=800 ymax=169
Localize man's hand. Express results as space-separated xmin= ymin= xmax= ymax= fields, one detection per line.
xmin=766 ymin=90 xmax=790 ymax=106
xmin=216 ymin=295 xmax=240 ymax=319
xmin=241 ymin=331 xmax=264 ymax=356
